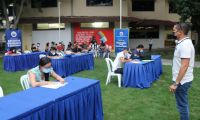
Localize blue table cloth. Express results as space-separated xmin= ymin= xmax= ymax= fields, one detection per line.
xmin=3 ymin=52 xmax=46 ymax=72
xmin=123 ymin=55 xmax=162 ymax=88
xmin=51 ymin=53 xmax=94 ymax=77
xmin=0 ymin=76 xmax=103 ymax=120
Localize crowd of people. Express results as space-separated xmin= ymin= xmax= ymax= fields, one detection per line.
xmin=5 ymin=37 xmax=112 ymax=58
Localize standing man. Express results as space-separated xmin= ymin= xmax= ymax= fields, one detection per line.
xmin=148 ymin=37 xmax=153 ymax=52
xmin=169 ymin=23 xmax=195 ymax=120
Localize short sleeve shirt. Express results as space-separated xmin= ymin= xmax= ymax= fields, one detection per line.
xmin=113 ymin=52 xmax=124 ymax=71
xmin=172 ymin=37 xmax=195 ymax=84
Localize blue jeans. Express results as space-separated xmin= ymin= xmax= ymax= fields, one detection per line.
xmin=175 ymin=82 xmax=192 ymax=120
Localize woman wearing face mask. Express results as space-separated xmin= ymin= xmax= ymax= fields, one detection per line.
xmin=28 ymin=57 xmax=65 ymax=87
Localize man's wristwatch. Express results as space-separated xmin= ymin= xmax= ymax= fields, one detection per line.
xmin=173 ymin=83 xmax=179 ymax=86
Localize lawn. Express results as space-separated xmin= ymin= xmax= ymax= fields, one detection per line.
xmin=0 ymin=58 xmax=200 ymax=120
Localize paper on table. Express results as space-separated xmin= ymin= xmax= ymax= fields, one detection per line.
xmin=131 ymin=60 xmax=141 ymax=64
xmin=41 ymin=82 xmax=68 ymax=89
xmin=142 ymin=60 xmax=154 ymax=62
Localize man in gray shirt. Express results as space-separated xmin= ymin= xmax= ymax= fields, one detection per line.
xmin=169 ymin=23 xmax=195 ymax=120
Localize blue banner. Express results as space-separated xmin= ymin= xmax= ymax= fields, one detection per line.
xmin=5 ymin=29 xmax=22 ymax=50
xmin=114 ymin=28 xmax=129 ymax=55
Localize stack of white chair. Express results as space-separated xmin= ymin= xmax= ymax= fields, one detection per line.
xmin=20 ymin=75 xmax=31 ymax=90
xmin=105 ymin=58 xmax=122 ymax=87
xmin=0 ymin=86 xmax=4 ymax=97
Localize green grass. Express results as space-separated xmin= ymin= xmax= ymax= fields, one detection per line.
xmin=151 ymin=48 xmax=200 ymax=61
xmin=0 ymin=58 xmax=200 ymax=120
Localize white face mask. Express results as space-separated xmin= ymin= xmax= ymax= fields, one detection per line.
xmin=140 ymin=50 xmax=143 ymax=52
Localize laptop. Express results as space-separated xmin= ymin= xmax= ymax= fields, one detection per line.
xmin=140 ymin=52 xmax=152 ymax=60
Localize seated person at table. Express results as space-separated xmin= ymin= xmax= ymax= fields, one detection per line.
xmin=47 ymin=47 xmax=60 ymax=58
xmin=45 ymin=42 xmax=50 ymax=52
xmin=5 ymin=47 xmax=20 ymax=55
xmin=113 ymin=48 xmax=131 ymax=74
xmin=56 ymin=42 xmax=65 ymax=51
xmin=31 ymin=44 xmax=39 ymax=52
xmin=131 ymin=44 xmax=144 ymax=59
xmin=28 ymin=57 xmax=65 ymax=87
xmin=81 ymin=41 xmax=89 ymax=53
xmin=67 ymin=42 xmax=72 ymax=50
xmin=57 ymin=49 xmax=65 ymax=56
xmin=72 ymin=43 xmax=82 ymax=53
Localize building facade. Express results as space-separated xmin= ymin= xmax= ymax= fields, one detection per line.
xmin=10 ymin=0 xmax=194 ymax=51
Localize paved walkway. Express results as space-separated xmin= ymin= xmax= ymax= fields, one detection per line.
xmin=162 ymin=59 xmax=200 ymax=68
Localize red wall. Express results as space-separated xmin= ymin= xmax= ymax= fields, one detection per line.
xmin=73 ymin=23 xmax=114 ymax=48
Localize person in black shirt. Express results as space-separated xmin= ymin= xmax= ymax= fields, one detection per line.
xmin=47 ymin=47 xmax=59 ymax=58
xmin=72 ymin=43 xmax=82 ymax=53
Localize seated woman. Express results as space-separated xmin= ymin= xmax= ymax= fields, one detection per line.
xmin=28 ymin=57 xmax=65 ymax=87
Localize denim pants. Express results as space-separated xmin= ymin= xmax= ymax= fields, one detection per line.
xmin=175 ymin=82 xmax=192 ymax=120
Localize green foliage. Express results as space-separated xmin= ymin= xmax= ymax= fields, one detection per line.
xmin=171 ymin=0 xmax=200 ymax=54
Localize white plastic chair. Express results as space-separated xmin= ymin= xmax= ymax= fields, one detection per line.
xmin=0 ymin=86 xmax=4 ymax=97
xmin=105 ymin=58 xmax=122 ymax=87
xmin=20 ymin=75 xmax=30 ymax=90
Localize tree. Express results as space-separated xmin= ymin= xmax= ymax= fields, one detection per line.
xmin=171 ymin=0 xmax=200 ymax=54
xmin=0 ymin=0 xmax=28 ymax=29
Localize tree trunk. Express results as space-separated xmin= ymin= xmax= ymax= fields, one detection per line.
xmin=196 ymin=31 xmax=200 ymax=55
xmin=13 ymin=0 xmax=27 ymax=29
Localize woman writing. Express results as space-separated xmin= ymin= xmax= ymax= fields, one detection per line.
xmin=28 ymin=57 xmax=65 ymax=87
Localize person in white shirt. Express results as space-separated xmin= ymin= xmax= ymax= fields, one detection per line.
xmin=113 ymin=48 xmax=131 ymax=74
xmin=169 ymin=23 xmax=195 ymax=120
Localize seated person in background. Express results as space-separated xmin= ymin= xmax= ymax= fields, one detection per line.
xmin=56 ymin=42 xmax=65 ymax=51
xmin=5 ymin=47 xmax=19 ymax=55
xmin=67 ymin=42 xmax=72 ymax=50
xmin=131 ymin=44 xmax=144 ymax=59
xmin=36 ymin=43 xmax=40 ymax=51
xmin=45 ymin=42 xmax=50 ymax=52
xmin=57 ymin=49 xmax=65 ymax=56
xmin=113 ymin=48 xmax=131 ymax=74
xmin=51 ymin=42 xmax=56 ymax=48
xmin=89 ymin=39 xmax=98 ymax=57
xmin=99 ymin=42 xmax=106 ymax=58
xmin=31 ymin=43 xmax=39 ymax=52
xmin=28 ymin=57 xmax=65 ymax=87
xmin=72 ymin=43 xmax=82 ymax=53
xmin=81 ymin=41 xmax=89 ymax=53
xmin=104 ymin=44 xmax=111 ymax=58
xmin=16 ymin=49 xmax=22 ymax=54
xmin=47 ymin=47 xmax=59 ymax=58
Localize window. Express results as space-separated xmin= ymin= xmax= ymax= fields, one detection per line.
xmin=132 ymin=0 xmax=155 ymax=11
xmin=33 ymin=23 xmax=65 ymax=30
xmin=129 ymin=25 xmax=159 ymax=39
xmin=31 ymin=0 xmax=57 ymax=8
xmin=169 ymin=1 xmax=177 ymax=13
xmin=86 ymin=0 xmax=113 ymax=6
xmin=80 ymin=22 xmax=113 ymax=29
